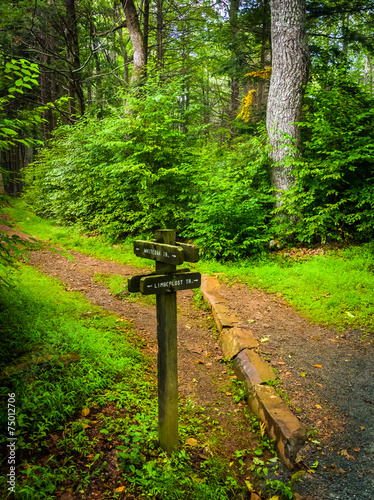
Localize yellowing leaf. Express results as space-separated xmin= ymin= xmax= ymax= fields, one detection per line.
xmin=244 ymin=480 xmax=254 ymax=492
xmin=260 ymin=421 xmax=266 ymax=437
xmin=300 ymin=372 xmax=307 ymax=377
xmin=186 ymin=438 xmax=198 ymax=447
xmin=81 ymin=408 xmax=90 ymax=417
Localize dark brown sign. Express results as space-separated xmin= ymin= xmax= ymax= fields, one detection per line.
xmin=140 ymin=272 xmax=201 ymax=295
xmin=134 ymin=241 xmax=184 ymax=265
xmin=128 ymin=268 xmax=190 ymax=293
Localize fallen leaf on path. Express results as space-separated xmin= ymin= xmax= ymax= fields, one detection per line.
xmin=340 ymin=449 xmax=355 ymax=460
xmin=313 ymin=364 xmax=322 ymax=368
xmin=315 ymin=404 xmax=322 ymax=409
xmin=300 ymin=372 xmax=307 ymax=377
xmin=353 ymin=447 xmax=360 ymax=452
xmin=81 ymin=408 xmax=90 ymax=417
xmin=244 ymin=480 xmax=254 ymax=492
xmin=226 ymin=392 xmax=232 ymax=396
xmin=260 ymin=337 xmax=270 ymax=343
xmin=186 ymin=438 xmax=198 ymax=447
xmin=116 ymin=486 xmax=126 ymax=493
xmin=316 ymin=383 xmax=323 ymax=387
xmin=194 ymin=360 xmax=205 ymax=364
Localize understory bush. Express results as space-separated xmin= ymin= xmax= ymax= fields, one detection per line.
xmin=24 ymin=76 xmax=199 ymax=240
xmin=186 ymin=134 xmax=273 ymax=260
xmin=278 ymin=72 xmax=374 ymax=244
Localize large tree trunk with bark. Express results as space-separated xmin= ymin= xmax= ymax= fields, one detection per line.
xmin=121 ymin=0 xmax=146 ymax=85
xmin=266 ymin=0 xmax=309 ymax=208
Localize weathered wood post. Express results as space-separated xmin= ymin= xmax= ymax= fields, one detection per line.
xmin=128 ymin=229 xmax=200 ymax=455
xmin=154 ymin=229 xmax=178 ymax=454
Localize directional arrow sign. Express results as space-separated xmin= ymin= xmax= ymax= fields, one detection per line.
xmin=134 ymin=240 xmax=184 ymax=265
xmin=128 ymin=268 xmax=190 ymax=293
xmin=140 ymin=272 xmax=201 ymax=295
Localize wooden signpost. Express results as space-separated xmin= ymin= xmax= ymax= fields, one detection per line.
xmin=128 ymin=230 xmax=201 ymax=455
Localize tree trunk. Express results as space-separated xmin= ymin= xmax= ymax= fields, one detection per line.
xmin=229 ymin=0 xmax=240 ymax=123
xmin=266 ymin=0 xmax=309 ymax=208
xmin=121 ymin=0 xmax=146 ymax=85
xmin=156 ymin=0 xmax=164 ymax=68
xmin=65 ymin=0 xmax=85 ymax=116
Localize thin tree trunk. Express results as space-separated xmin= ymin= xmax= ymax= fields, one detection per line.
xmin=256 ymin=0 xmax=270 ymax=118
xmin=229 ymin=0 xmax=240 ymax=122
xmin=144 ymin=0 xmax=150 ymax=69
xmin=266 ymin=0 xmax=309 ymax=209
xmin=65 ymin=0 xmax=85 ymax=115
xmin=156 ymin=0 xmax=164 ymax=68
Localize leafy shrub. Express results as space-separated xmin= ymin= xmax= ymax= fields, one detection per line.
xmin=185 ymin=134 xmax=273 ymax=260
xmin=24 ymin=75 xmax=199 ymax=240
xmin=278 ymin=72 xmax=374 ymax=244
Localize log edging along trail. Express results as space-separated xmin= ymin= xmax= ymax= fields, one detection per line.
xmin=201 ymin=275 xmax=307 ymax=470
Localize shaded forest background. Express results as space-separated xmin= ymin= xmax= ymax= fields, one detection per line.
xmin=2 ymin=0 xmax=374 ymax=260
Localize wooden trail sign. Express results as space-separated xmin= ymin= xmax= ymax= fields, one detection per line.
xmin=140 ymin=272 xmax=201 ymax=295
xmin=129 ymin=230 xmax=201 ymax=455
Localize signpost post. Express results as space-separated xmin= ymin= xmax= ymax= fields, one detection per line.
xmin=129 ymin=230 xmax=201 ymax=455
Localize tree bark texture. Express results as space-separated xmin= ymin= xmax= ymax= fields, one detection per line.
xmin=64 ymin=0 xmax=85 ymax=116
xmin=266 ymin=0 xmax=309 ymax=205
xmin=121 ymin=0 xmax=146 ymax=84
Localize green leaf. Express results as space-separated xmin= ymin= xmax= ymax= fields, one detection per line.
xmin=1 ymin=128 xmax=18 ymax=136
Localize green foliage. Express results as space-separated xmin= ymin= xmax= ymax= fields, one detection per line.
xmin=0 ymin=265 xmax=144 ymax=446
xmin=277 ymin=72 xmax=374 ymax=244
xmin=24 ymin=75 xmax=199 ymax=240
xmin=185 ymin=133 xmax=273 ymax=260
xmin=0 ymin=213 xmax=38 ymax=287
xmin=0 ymin=58 xmax=44 ymax=150
xmin=0 ymin=58 xmax=55 ymax=287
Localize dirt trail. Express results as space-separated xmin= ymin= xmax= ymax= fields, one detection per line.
xmin=19 ymin=248 xmax=374 ymax=499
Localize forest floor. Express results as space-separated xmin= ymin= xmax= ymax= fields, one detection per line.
xmin=2 ymin=212 xmax=374 ymax=499
xmin=19 ymin=245 xmax=374 ymax=500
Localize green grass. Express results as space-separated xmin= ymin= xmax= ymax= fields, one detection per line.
xmin=0 ymin=265 xmax=145 ymax=444
xmin=5 ymin=198 xmax=374 ymax=331
xmin=3 ymin=199 xmax=150 ymax=269
xmin=93 ymin=272 xmax=157 ymax=306
xmin=217 ymin=248 xmax=374 ymax=330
